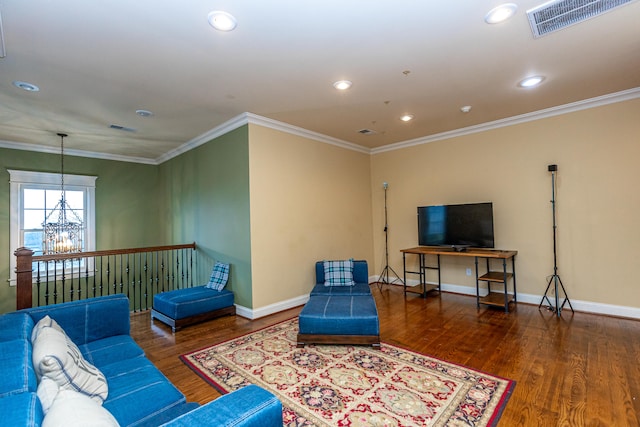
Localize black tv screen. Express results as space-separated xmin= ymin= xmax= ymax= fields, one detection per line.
xmin=417 ymin=202 xmax=494 ymax=248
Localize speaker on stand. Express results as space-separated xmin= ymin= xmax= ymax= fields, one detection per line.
xmin=377 ymin=182 xmax=403 ymax=290
xmin=539 ymin=164 xmax=574 ymax=317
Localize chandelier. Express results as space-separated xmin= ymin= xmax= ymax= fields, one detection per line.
xmin=42 ymin=133 xmax=84 ymax=254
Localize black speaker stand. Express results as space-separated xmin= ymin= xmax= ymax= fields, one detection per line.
xmin=377 ymin=183 xmax=403 ymax=290
xmin=539 ymin=165 xmax=574 ymax=317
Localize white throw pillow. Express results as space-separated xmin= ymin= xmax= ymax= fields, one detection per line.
xmin=37 ymin=376 xmax=60 ymax=414
xmin=32 ymin=316 xmax=108 ymax=404
xmin=31 ymin=315 xmax=65 ymax=343
xmin=43 ymin=390 xmax=120 ymax=427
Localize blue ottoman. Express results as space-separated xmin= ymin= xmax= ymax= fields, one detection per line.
xmin=151 ymin=286 xmax=235 ymax=332
xmin=297 ymin=295 xmax=380 ymax=348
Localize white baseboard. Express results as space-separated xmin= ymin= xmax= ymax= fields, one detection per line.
xmin=235 ymin=294 xmax=310 ymax=320
xmin=375 ymin=276 xmax=640 ymax=320
xmin=239 ymin=278 xmax=640 ymax=320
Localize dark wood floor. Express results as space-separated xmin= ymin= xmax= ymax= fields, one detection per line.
xmin=131 ymin=285 xmax=640 ymax=426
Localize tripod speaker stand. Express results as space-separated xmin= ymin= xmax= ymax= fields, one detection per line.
xmin=377 ymin=182 xmax=403 ymax=290
xmin=539 ymin=164 xmax=574 ymax=317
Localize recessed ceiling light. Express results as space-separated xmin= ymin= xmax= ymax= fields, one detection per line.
xmin=518 ymin=75 xmax=545 ymax=88
xmin=400 ymin=114 xmax=414 ymax=122
xmin=333 ymin=80 xmax=352 ymax=90
xmin=460 ymin=106 xmax=472 ymax=113
xmin=136 ymin=109 xmax=154 ymax=117
xmin=208 ymin=11 xmax=237 ymax=31
xmin=13 ymin=80 xmax=40 ymax=92
xmin=485 ymin=3 xmax=518 ymax=24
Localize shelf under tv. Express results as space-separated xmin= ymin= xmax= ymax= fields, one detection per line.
xmin=400 ymin=246 xmax=518 ymax=313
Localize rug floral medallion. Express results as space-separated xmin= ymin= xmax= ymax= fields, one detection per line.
xmin=180 ymin=318 xmax=514 ymax=427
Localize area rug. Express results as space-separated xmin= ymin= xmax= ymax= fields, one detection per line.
xmin=180 ymin=318 xmax=514 ymax=427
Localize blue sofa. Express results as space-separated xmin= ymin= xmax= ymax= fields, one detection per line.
xmin=0 ymin=294 xmax=282 ymax=427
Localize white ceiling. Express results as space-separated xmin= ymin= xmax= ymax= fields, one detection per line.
xmin=1 ymin=0 xmax=639 ymax=163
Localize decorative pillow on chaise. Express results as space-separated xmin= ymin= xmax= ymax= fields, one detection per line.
xmin=205 ymin=261 xmax=230 ymax=291
xmin=31 ymin=315 xmax=108 ymax=404
xmin=323 ymin=259 xmax=356 ymax=286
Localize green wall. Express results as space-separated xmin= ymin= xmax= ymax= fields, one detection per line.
xmin=1 ymin=147 xmax=162 ymax=314
xmin=158 ymin=127 xmax=253 ymax=307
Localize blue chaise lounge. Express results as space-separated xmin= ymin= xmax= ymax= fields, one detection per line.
xmin=297 ymin=260 xmax=380 ymax=348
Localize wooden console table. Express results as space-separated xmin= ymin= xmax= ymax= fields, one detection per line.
xmin=400 ymin=246 xmax=518 ymax=312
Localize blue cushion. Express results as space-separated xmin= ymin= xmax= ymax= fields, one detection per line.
xmin=298 ymin=295 xmax=379 ymax=336
xmin=316 ymin=260 xmax=368 ymax=285
xmin=0 ymin=312 xmax=34 ymax=341
xmin=310 ymin=282 xmax=371 ymax=296
xmin=153 ymin=286 xmax=234 ymax=320
xmin=0 ymin=340 xmax=37 ymax=399
xmin=102 ymin=357 xmax=187 ymax=427
xmin=138 ymin=402 xmax=200 ymax=427
xmin=0 ymin=392 xmax=43 ymax=427
xmin=80 ymin=335 xmax=145 ymax=368
xmin=323 ymin=260 xmax=356 ymax=286
xmin=161 ymin=385 xmax=283 ymax=427
xmin=0 ymin=314 xmax=37 ymax=398
xmin=205 ymin=262 xmax=230 ymax=291
xmin=22 ymin=294 xmax=131 ymax=346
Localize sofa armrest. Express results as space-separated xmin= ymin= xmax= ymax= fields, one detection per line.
xmin=160 ymin=385 xmax=282 ymax=427
xmin=21 ymin=294 xmax=131 ymax=345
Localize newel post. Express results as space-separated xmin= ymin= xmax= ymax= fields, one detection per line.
xmin=15 ymin=247 xmax=34 ymax=310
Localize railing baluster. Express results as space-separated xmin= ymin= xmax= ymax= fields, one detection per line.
xmin=16 ymin=243 xmax=197 ymax=310
xmin=95 ymin=256 xmax=100 ymax=296
xmin=36 ymin=262 xmax=42 ymax=307
xmin=44 ymin=261 xmax=56 ymax=305
xmin=160 ymin=251 xmax=166 ymax=292
xmin=52 ymin=261 xmax=57 ymax=304
xmin=118 ymin=254 xmax=123 ymax=294
xmin=174 ymin=250 xmax=179 ymax=289
xmin=143 ymin=252 xmax=148 ymax=311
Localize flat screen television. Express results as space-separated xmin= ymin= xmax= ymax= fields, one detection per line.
xmin=417 ymin=202 xmax=494 ymax=249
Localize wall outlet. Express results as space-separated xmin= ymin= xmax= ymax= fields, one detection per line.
xmin=466 ymin=268 xmax=472 ymax=276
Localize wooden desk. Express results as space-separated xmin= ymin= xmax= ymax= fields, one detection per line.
xmin=400 ymin=246 xmax=518 ymax=312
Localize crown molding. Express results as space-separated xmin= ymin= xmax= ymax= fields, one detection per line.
xmin=372 ymin=87 xmax=640 ymax=154
xmin=243 ymin=113 xmax=370 ymax=154
xmin=2 ymin=87 xmax=638 ymax=164
xmin=154 ymin=113 xmax=252 ymax=164
xmin=0 ymin=139 xmax=157 ymax=164
xmin=155 ymin=112 xmax=369 ymax=164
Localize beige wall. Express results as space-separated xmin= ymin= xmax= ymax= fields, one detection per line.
xmin=371 ymin=98 xmax=640 ymax=309
xmin=248 ymin=124 xmax=374 ymax=308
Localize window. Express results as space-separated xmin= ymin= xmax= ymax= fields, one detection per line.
xmin=8 ymin=170 xmax=97 ymax=285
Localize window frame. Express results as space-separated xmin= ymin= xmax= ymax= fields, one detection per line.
xmin=8 ymin=169 xmax=97 ymax=286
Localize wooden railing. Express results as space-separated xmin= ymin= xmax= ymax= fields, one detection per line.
xmin=14 ymin=243 xmax=205 ymax=311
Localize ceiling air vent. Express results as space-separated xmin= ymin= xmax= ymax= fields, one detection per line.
xmin=527 ymin=0 xmax=635 ymax=38
xmin=109 ymin=124 xmax=137 ymax=133
xmin=357 ymin=128 xmax=377 ymax=135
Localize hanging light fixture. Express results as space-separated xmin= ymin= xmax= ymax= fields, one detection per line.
xmin=42 ymin=133 xmax=84 ymax=254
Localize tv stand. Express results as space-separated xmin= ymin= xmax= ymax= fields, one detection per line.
xmin=400 ymin=246 xmax=518 ymax=312
xmin=452 ymin=245 xmax=470 ymax=252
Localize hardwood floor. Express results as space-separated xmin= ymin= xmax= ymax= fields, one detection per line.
xmin=131 ymin=285 xmax=640 ymax=426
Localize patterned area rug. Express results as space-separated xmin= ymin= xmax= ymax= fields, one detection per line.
xmin=180 ymin=318 xmax=514 ymax=427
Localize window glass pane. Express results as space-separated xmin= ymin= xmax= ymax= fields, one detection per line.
xmin=24 ymin=189 xmax=45 ymax=209
xmin=24 ymin=209 xmax=46 ymax=229
xmin=45 ymin=190 xmax=62 ymax=209
xmin=24 ymin=231 xmax=43 ymax=253
xmin=43 ymin=209 xmax=57 ymax=224
xmin=69 ymin=210 xmax=84 ymax=222
xmin=65 ymin=190 xmax=84 ymax=210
